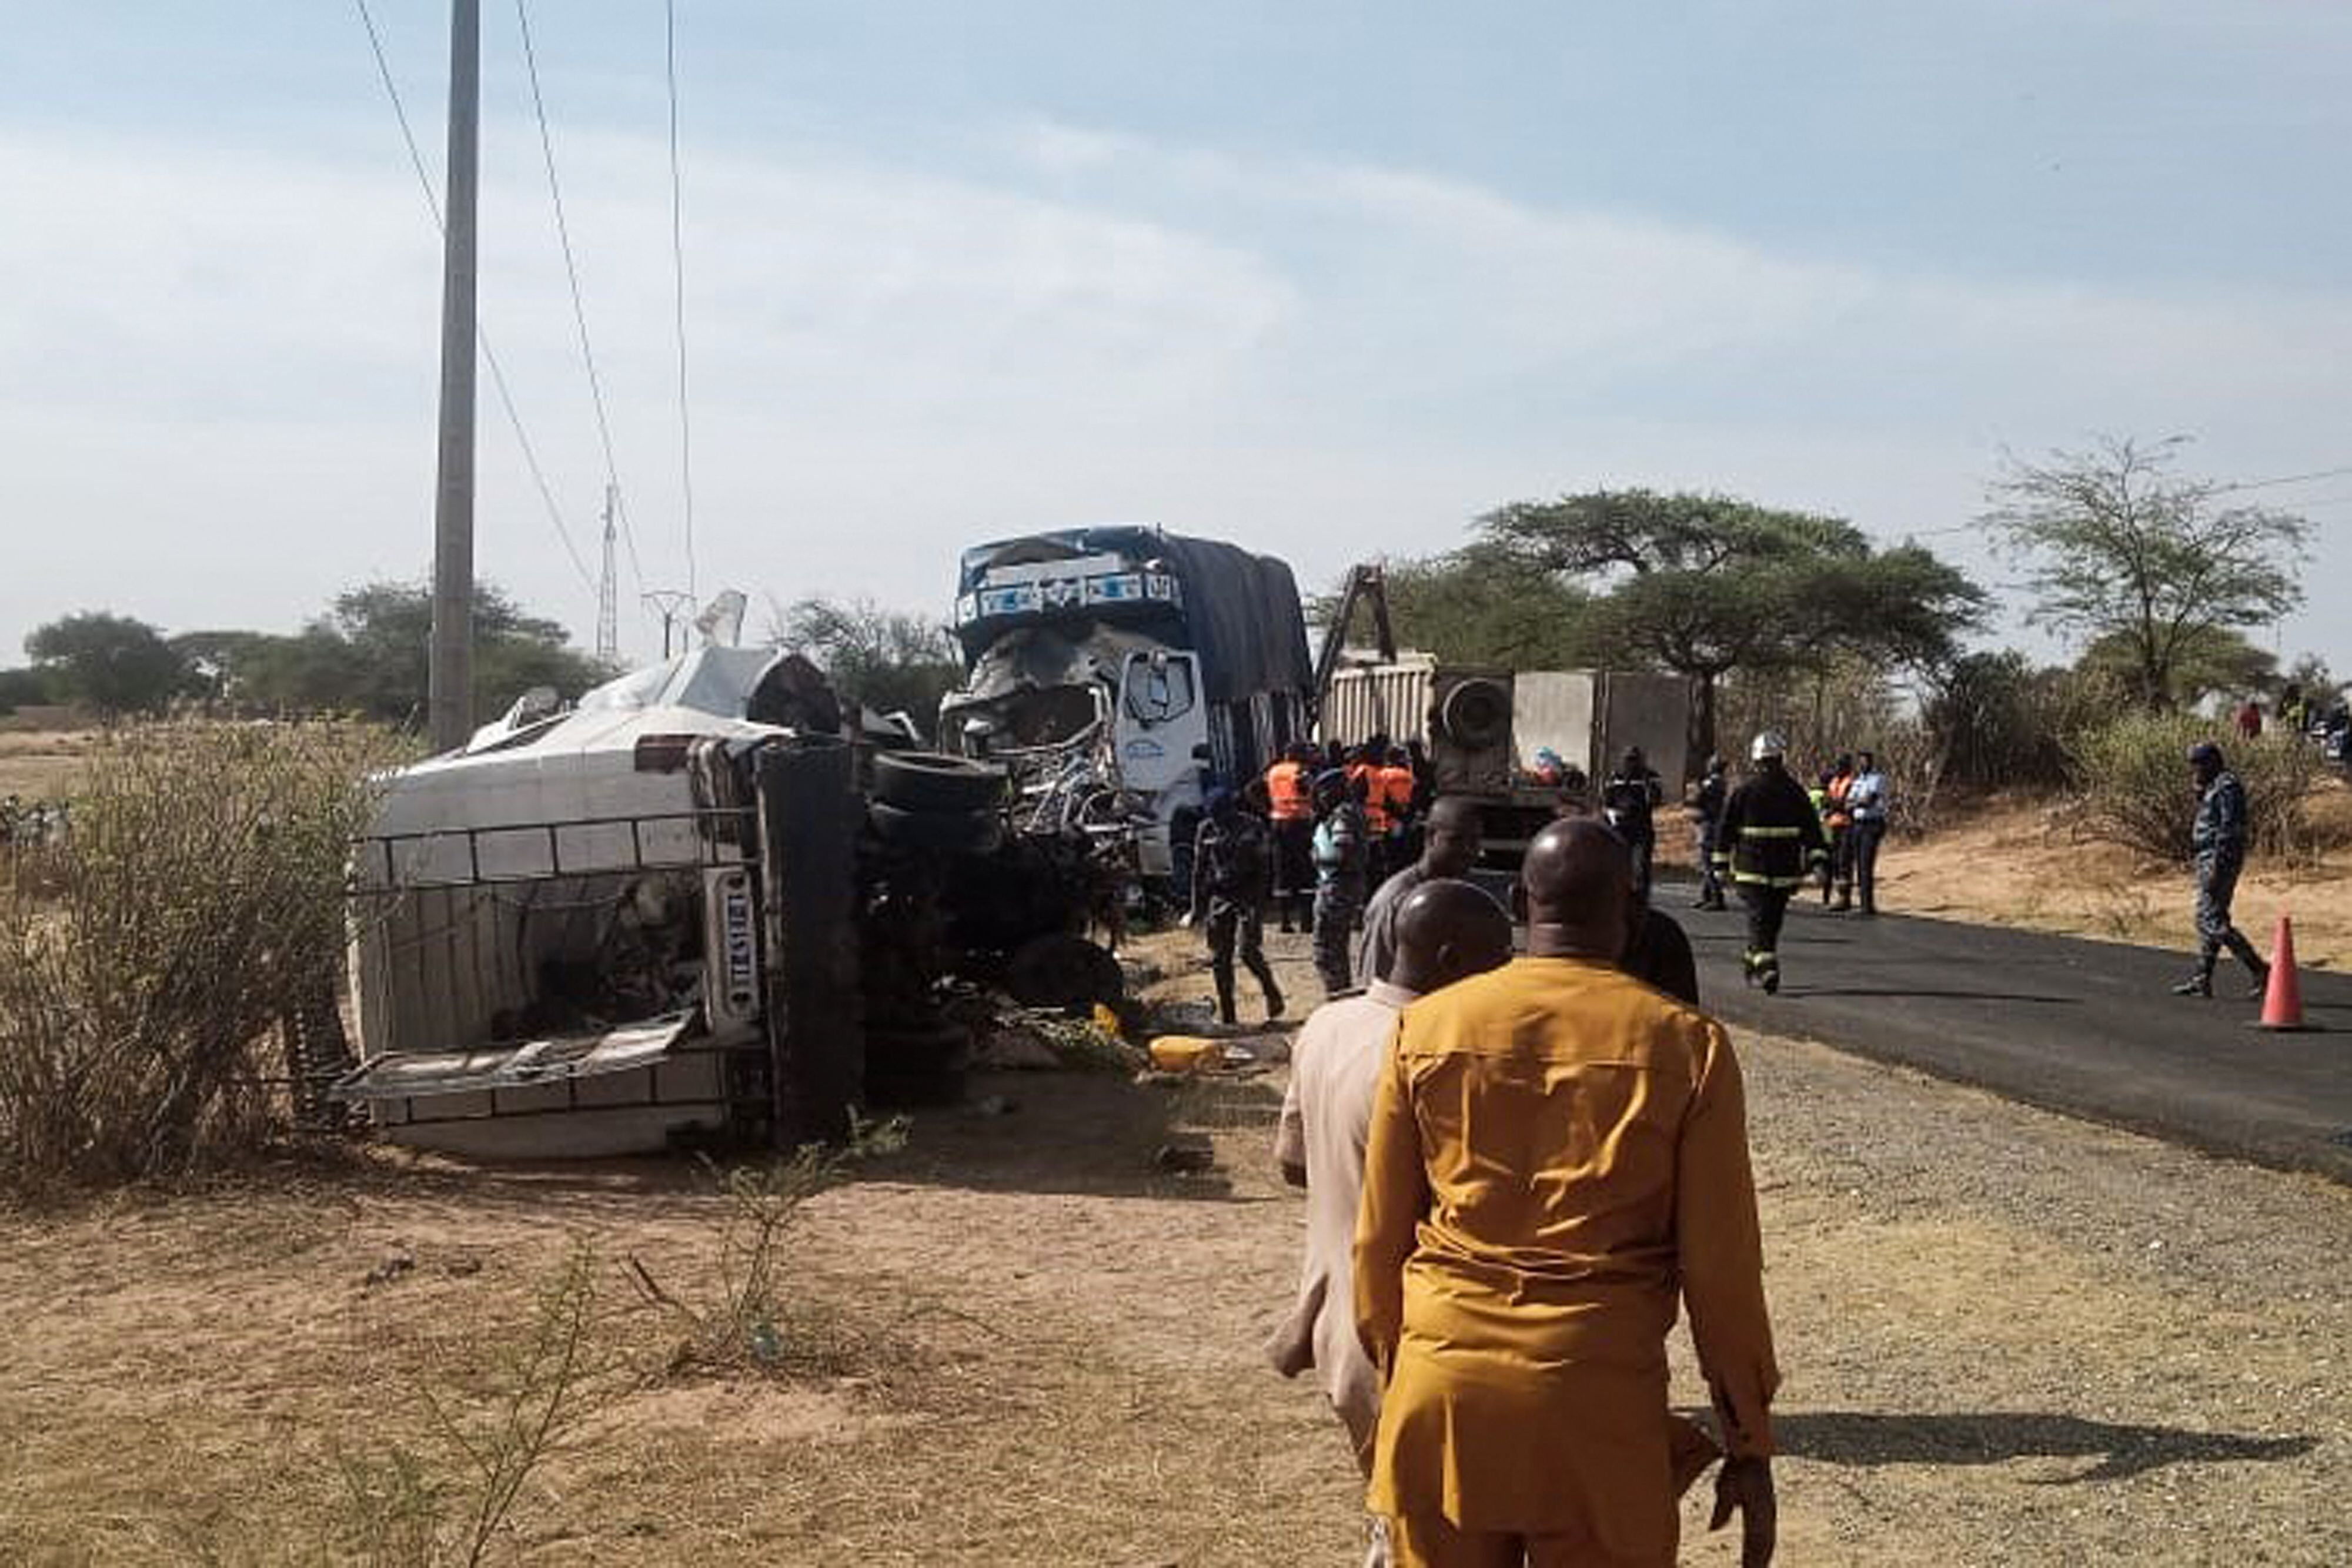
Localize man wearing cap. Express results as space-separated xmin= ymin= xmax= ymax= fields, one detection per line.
xmin=1713 ymin=732 xmax=1828 ymax=995
xmin=2173 ymin=741 xmax=2271 ymax=999
xmin=1269 ymin=880 xmax=1516 ymax=1566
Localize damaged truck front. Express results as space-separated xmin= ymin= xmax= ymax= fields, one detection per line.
xmin=938 ymin=526 xmax=1315 ymax=888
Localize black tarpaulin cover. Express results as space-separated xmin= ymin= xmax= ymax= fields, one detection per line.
xmin=954 ymin=526 xmax=1312 ymax=704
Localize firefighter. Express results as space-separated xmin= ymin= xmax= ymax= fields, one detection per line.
xmin=1187 ymin=788 xmax=1287 ymax=1025
xmin=1685 ymin=754 xmax=1729 ymax=911
xmin=2172 ymin=741 xmax=2270 ymax=999
xmin=1265 ymin=742 xmax=1317 ymax=934
xmin=1311 ymin=768 xmax=1372 ymax=998
xmin=1713 ymin=731 xmax=1828 ymax=994
xmin=1822 ymin=753 xmax=1858 ymax=911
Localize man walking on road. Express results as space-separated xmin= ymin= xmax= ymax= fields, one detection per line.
xmin=1355 ymin=818 xmax=1780 ymax=1567
xmin=2172 ymin=741 xmax=2271 ymax=999
xmin=1714 ymin=732 xmax=1828 ymax=995
xmin=1269 ymin=880 xmax=1515 ymax=1566
xmin=1187 ymin=788 xmax=1287 ymax=1025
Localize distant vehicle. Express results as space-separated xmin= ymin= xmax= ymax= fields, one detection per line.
xmin=940 ymin=526 xmax=1316 ymax=882
xmin=1314 ymin=562 xmax=1690 ymax=876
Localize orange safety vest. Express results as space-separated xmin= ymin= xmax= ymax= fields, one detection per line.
xmin=1346 ymin=761 xmax=1385 ymax=832
xmin=1267 ymin=760 xmax=1312 ymax=821
xmin=1375 ymin=764 xmax=1415 ymax=827
xmin=1824 ymin=773 xmax=1855 ymax=830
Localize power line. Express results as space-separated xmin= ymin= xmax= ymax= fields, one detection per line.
xmin=512 ymin=0 xmax=648 ymax=597
xmin=2217 ymin=464 xmax=2352 ymax=494
xmin=352 ymin=0 xmax=594 ymax=596
xmin=664 ymin=0 xmax=700 ymax=600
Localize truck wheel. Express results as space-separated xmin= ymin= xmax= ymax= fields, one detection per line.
xmin=873 ymin=751 xmax=1007 ymax=813
xmin=866 ymin=1016 xmax=971 ymax=1107
xmin=868 ymin=801 xmax=1004 ymax=856
xmin=1006 ymin=934 xmax=1126 ymax=1012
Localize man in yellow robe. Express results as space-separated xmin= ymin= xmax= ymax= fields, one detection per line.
xmin=1354 ymin=817 xmax=1780 ymax=1567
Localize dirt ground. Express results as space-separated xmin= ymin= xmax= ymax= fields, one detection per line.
xmin=1869 ymin=785 xmax=2352 ymax=971
xmin=0 ymin=729 xmax=88 ymax=801
xmin=3 ymin=926 xmax=2346 ymax=1566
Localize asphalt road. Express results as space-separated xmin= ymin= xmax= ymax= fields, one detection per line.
xmin=1660 ymin=880 xmax=2352 ymax=1185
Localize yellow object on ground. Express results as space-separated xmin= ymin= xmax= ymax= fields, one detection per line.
xmin=1148 ymin=1035 xmax=1224 ymax=1072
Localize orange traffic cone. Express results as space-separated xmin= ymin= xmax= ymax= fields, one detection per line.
xmin=2256 ymin=914 xmax=2308 ymax=1031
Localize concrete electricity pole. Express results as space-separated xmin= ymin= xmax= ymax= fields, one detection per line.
xmin=427 ymin=0 xmax=481 ymax=752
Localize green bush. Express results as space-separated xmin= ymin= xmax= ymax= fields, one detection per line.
xmin=2066 ymin=714 xmax=2320 ymax=862
xmin=0 ymin=719 xmax=408 ymax=1190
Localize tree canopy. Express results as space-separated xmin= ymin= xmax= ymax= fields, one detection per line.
xmin=766 ymin=593 xmax=961 ymax=737
xmin=1311 ymin=543 xmax=1599 ymax=670
xmin=1984 ymin=434 xmax=2311 ymax=711
xmin=174 ymin=581 xmax=606 ymax=724
xmin=1478 ymin=489 xmax=1986 ymax=756
xmin=24 ymin=611 xmax=191 ymax=715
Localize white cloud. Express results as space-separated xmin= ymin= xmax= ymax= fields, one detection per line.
xmin=4 ymin=118 xmax=2347 ymax=674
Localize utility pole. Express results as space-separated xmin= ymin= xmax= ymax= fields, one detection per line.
xmin=643 ymin=589 xmax=695 ymax=659
xmin=427 ymin=0 xmax=481 ymax=752
xmin=594 ymin=484 xmax=619 ymax=666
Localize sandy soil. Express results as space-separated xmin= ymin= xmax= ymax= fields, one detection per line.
xmin=1869 ymin=786 xmax=2352 ymax=971
xmin=2 ymin=927 xmax=2347 ymax=1565
xmin=0 ymin=729 xmax=89 ymax=801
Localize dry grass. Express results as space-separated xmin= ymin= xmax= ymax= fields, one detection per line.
xmin=1877 ymin=780 xmax=2352 ymax=968
xmin=0 ymin=727 xmax=89 ymax=801
xmin=3 ymin=927 xmax=2345 ymax=1564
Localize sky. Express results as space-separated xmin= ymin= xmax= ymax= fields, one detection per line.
xmin=4 ymin=1 xmax=2348 ymax=677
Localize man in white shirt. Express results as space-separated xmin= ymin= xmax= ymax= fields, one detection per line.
xmin=1268 ymin=880 xmax=1515 ymax=1564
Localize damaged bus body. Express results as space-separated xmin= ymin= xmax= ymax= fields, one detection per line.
xmin=333 ymin=648 xmax=866 ymax=1159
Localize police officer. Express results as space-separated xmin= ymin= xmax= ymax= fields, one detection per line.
xmin=1310 ymin=768 xmax=1371 ymax=998
xmin=2172 ymin=741 xmax=2270 ymax=999
xmin=1187 ymin=788 xmax=1287 ymax=1025
xmin=1601 ymin=745 xmax=1664 ymax=899
xmin=1714 ymin=731 xmax=1828 ymax=994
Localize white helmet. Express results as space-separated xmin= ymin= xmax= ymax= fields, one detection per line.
xmin=1749 ymin=730 xmax=1788 ymax=763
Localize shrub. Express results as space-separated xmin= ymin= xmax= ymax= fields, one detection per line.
xmin=2067 ymin=714 xmax=2321 ymax=862
xmin=0 ymin=718 xmax=409 ymax=1191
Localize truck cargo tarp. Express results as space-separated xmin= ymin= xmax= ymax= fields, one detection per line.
xmin=957 ymin=526 xmax=1312 ymax=705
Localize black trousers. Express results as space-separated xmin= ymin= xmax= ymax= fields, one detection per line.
xmin=1739 ymin=884 xmax=1794 ymax=967
xmin=1205 ymin=897 xmax=1281 ymax=1015
xmin=1851 ymin=820 xmax=1885 ymax=911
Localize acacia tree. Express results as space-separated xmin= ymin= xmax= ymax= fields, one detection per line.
xmin=1984 ymin=435 xmax=2310 ymax=711
xmin=1312 ymin=543 xmax=1599 ymax=670
xmin=1480 ymin=490 xmax=1984 ymax=762
xmin=24 ymin=611 xmax=191 ymax=715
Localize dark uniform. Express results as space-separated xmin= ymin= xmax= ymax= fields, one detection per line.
xmin=1601 ymin=753 xmax=1664 ymax=900
xmin=1688 ymin=762 xmax=1729 ymax=910
xmin=1191 ymin=804 xmax=1287 ymax=1025
xmin=1310 ymin=791 xmax=1371 ymax=997
xmin=1714 ymin=754 xmax=1828 ymax=994
xmin=2177 ymin=758 xmax=2269 ymax=997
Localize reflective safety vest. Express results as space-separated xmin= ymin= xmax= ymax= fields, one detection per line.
xmin=1716 ymin=770 xmax=1830 ymax=890
xmin=1266 ymin=760 xmax=1312 ymax=821
xmin=1341 ymin=761 xmax=1381 ymax=832
xmin=1823 ymin=772 xmax=1855 ymax=831
xmin=1375 ymin=764 xmax=1416 ymax=828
